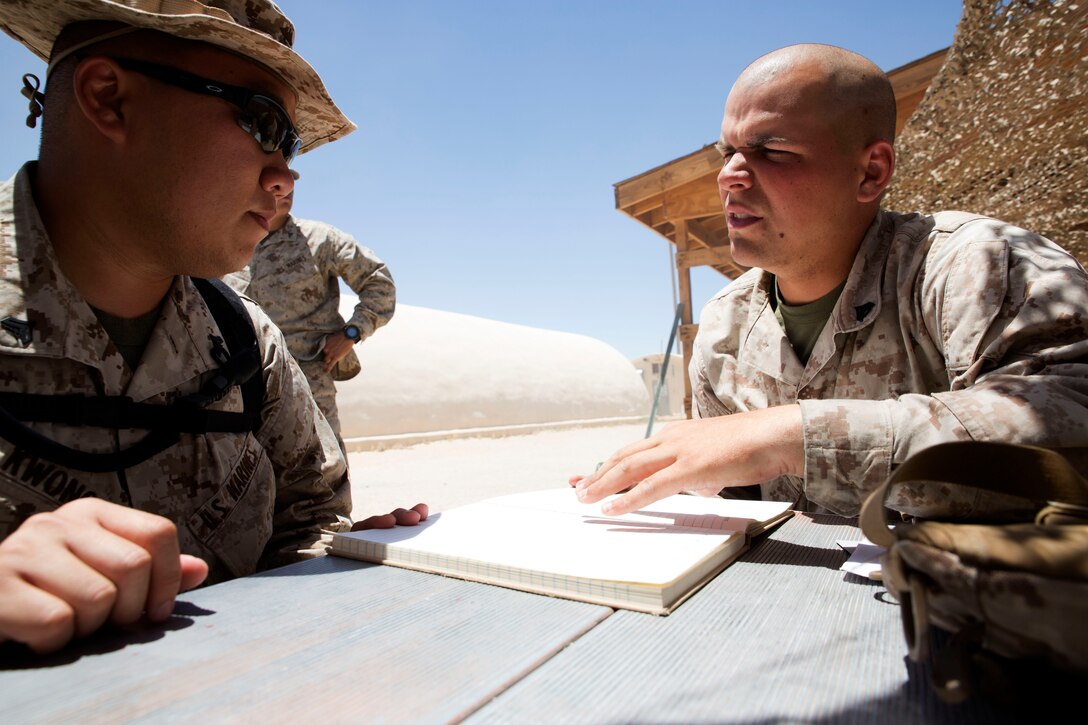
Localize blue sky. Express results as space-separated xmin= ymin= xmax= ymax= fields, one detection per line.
xmin=0 ymin=1 xmax=963 ymax=359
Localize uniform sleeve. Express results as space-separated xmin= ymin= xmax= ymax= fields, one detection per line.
xmin=800 ymin=219 xmax=1088 ymax=516
xmin=325 ymin=227 xmax=396 ymax=341
xmin=245 ymin=302 xmax=352 ymax=569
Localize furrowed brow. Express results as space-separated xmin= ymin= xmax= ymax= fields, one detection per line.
xmin=716 ymin=134 xmax=790 ymax=156
xmin=746 ymin=134 xmax=790 ymax=147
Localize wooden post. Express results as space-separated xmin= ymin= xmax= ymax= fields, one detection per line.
xmin=673 ymin=219 xmax=695 ymax=418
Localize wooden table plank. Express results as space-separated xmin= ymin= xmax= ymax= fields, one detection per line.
xmin=468 ymin=513 xmax=1019 ymax=724
xmin=0 ymin=556 xmax=610 ymax=724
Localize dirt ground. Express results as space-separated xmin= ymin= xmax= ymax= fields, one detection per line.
xmin=345 ymin=422 xmax=649 ymax=518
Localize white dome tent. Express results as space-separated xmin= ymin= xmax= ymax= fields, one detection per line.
xmin=334 ymin=301 xmax=650 ymax=448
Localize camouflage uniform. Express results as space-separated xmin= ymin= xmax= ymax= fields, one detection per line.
xmin=0 ymin=165 xmax=352 ymax=584
xmin=224 ymin=216 xmax=394 ymax=438
xmin=693 ymin=210 xmax=1088 ymax=516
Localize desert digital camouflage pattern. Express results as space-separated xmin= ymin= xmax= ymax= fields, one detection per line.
xmin=0 ymin=165 xmax=351 ymax=584
xmin=883 ymin=518 xmax=1088 ymax=671
xmin=858 ymin=440 xmax=1088 ymax=701
xmin=224 ymin=216 xmax=395 ymax=436
xmin=693 ymin=209 xmax=1088 ymax=517
xmin=875 ymin=511 xmax=1088 ymax=699
xmin=0 ymin=0 xmax=355 ymax=152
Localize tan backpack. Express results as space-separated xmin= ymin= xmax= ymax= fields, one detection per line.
xmin=860 ymin=441 xmax=1088 ymax=705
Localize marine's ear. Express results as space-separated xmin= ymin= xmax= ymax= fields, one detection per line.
xmin=70 ymin=56 xmax=130 ymax=146
xmin=857 ymin=139 xmax=895 ymax=203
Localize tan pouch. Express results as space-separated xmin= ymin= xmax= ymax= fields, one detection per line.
xmin=860 ymin=441 xmax=1088 ymax=705
xmin=331 ymin=348 xmax=361 ymax=381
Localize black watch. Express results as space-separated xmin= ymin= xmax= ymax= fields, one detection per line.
xmin=343 ymin=325 xmax=361 ymax=343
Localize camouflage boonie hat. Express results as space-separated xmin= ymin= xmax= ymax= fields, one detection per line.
xmin=0 ymin=0 xmax=355 ymax=153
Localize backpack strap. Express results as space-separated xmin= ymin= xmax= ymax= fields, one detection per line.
xmin=0 ymin=403 xmax=179 ymax=473
xmin=0 ymin=277 xmax=265 ymax=472
xmin=860 ymin=441 xmax=1088 ymax=546
xmin=190 ymin=277 xmax=264 ymax=430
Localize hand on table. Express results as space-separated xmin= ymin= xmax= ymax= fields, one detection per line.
xmin=351 ymin=503 xmax=430 ymax=531
xmin=571 ymin=406 xmax=804 ymax=516
xmin=0 ymin=498 xmax=208 ymax=654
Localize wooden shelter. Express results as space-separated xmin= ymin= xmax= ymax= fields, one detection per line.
xmin=613 ymin=48 xmax=948 ymax=416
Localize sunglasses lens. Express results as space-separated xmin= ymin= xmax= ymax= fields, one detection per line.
xmin=283 ymin=136 xmax=302 ymax=163
xmin=239 ymin=96 xmax=300 ymax=161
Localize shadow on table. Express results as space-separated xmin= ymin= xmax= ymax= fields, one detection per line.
xmin=798 ymin=512 xmax=863 ymax=526
xmin=0 ymin=600 xmax=214 ymax=670
xmin=251 ymin=553 xmax=381 ymax=578
xmin=742 ymin=536 xmax=869 ymax=573
xmin=606 ymin=654 xmax=1039 ymax=724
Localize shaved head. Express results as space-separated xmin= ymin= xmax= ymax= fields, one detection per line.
xmin=716 ymin=43 xmax=898 ymax=302
xmin=735 ymin=44 xmax=896 ymax=151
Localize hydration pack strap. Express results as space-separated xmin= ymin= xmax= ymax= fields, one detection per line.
xmin=0 ymin=277 xmax=264 ymax=472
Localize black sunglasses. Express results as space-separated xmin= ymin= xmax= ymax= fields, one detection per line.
xmin=108 ymin=56 xmax=302 ymax=163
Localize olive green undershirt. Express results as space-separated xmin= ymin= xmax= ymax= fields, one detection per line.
xmin=771 ymin=277 xmax=847 ymax=365
xmin=92 ymin=303 xmax=163 ymax=370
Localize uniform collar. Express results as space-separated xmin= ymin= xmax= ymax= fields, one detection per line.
xmin=740 ymin=212 xmax=891 ymax=385
xmin=745 ymin=211 xmax=891 ymax=337
xmin=830 ymin=210 xmax=894 ymax=334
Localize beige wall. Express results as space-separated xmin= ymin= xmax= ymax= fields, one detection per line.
xmin=631 ymin=353 xmax=684 ymax=418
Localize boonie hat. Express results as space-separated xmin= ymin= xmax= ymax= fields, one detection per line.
xmin=0 ymin=0 xmax=355 ymax=153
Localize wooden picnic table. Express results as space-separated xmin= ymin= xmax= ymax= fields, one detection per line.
xmin=0 ymin=513 xmax=1020 ymax=723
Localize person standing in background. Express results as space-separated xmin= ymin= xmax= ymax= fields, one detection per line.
xmin=225 ymin=171 xmax=395 ymax=453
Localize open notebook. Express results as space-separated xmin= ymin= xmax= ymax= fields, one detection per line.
xmin=330 ymin=488 xmax=793 ymax=614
